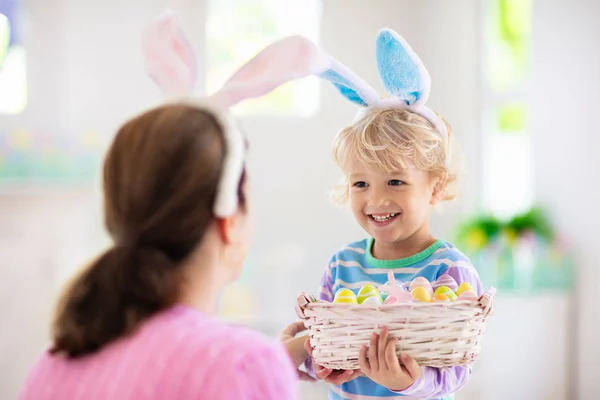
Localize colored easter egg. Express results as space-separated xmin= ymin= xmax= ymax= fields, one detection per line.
xmin=458 ymin=291 xmax=478 ymax=301
xmin=409 ymin=277 xmax=433 ymax=295
xmin=361 ymin=295 xmax=384 ymax=306
xmin=434 ymin=275 xmax=458 ymax=291
xmin=434 ymin=285 xmax=458 ymax=301
xmin=357 ymin=284 xmax=381 ymax=304
xmin=411 ymin=286 xmax=432 ymax=303
xmin=456 ymin=282 xmax=476 ymax=296
xmin=433 ymin=293 xmax=450 ymax=303
xmin=333 ymin=288 xmax=358 ymax=304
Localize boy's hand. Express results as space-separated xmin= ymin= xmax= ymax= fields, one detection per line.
xmin=358 ymin=327 xmax=422 ymax=391
xmin=304 ymin=340 xmax=362 ymax=384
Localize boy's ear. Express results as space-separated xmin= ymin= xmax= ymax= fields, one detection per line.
xmin=431 ymin=180 xmax=447 ymax=205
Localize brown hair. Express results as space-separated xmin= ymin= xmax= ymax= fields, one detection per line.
xmin=51 ymin=103 xmax=246 ymax=358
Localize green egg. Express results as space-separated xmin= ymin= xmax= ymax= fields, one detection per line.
xmin=357 ymin=284 xmax=381 ymax=304
xmin=434 ymin=285 xmax=458 ymax=301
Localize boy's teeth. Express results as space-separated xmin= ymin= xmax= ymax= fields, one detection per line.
xmin=372 ymin=213 xmax=397 ymax=222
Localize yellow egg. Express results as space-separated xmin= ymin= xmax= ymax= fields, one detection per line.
xmin=433 ymin=293 xmax=450 ymax=302
xmin=434 ymin=285 xmax=458 ymax=301
xmin=411 ymin=286 xmax=432 ymax=303
xmin=456 ymin=282 xmax=476 ymax=296
xmin=357 ymin=284 xmax=381 ymax=304
xmin=333 ymin=288 xmax=358 ymax=304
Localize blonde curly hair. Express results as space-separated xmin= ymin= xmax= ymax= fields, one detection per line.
xmin=332 ymin=107 xmax=458 ymax=204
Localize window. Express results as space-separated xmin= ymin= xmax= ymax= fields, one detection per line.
xmin=205 ymin=0 xmax=321 ymax=116
xmin=0 ymin=0 xmax=27 ymax=114
xmin=482 ymin=0 xmax=532 ymax=219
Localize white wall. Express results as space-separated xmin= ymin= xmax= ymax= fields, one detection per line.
xmin=6 ymin=0 xmax=598 ymax=399
xmin=531 ymin=0 xmax=600 ymax=398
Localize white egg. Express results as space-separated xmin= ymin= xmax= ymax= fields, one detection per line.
xmin=361 ymin=295 xmax=383 ymax=306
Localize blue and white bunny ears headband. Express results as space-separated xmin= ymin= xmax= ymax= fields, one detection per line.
xmin=318 ymin=29 xmax=447 ymax=138
xmin=142 ymin=11 xmax=443 ymax=217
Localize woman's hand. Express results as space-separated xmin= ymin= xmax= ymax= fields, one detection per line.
xmin=304 ymin=340 xmax=362 ymax=384
xmin=358 ymin=327 xmax=422 ymax=391
xmin=278 ymin=321 xmax=314 ymax=381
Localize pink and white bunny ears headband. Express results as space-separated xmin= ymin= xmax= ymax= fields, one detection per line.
xmin=141 ymin=11 xmax=331 ymax=217
xmin=316 ymin=29 xmax=447 ymax=138
xmin=142 ymin=11 xmax=442 ymax=217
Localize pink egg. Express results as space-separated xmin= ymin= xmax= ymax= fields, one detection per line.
xmin=458 ymin=291 xmax=478 ymax=301
xmin=434 ymin=275 xmax=458 ymax=291
xmin=409 ymin=277 xmax=433 ymax=294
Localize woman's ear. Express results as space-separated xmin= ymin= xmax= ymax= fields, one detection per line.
xmin=217 ymin=215 xmax=244 ymax=245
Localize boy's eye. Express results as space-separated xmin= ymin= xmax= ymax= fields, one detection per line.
xmin=388 ymin=179 xmax=405 ymax=186
xmin=353 ymin=181 xmax=368 ymax=188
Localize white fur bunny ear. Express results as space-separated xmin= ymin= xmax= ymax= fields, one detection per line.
xmin=208 ymin=35 xmax=332 ymax=109
xmin=207 ymin=35 xmax=332 ymax=216
xmin=142 ymin=11 xmax=335 ymax=217
xmin=141 ymin=10 xmax=197 ymax=97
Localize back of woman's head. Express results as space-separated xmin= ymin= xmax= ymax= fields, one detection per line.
xmin=51 ymin=103 xmax=245 ymax=358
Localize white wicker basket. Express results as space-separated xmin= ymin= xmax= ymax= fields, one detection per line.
xmin=295 ymin=288 xmax=496 ymax=370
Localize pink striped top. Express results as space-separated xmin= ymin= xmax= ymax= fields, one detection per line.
xmin=19 ymin=305 xmax=299 ymax=400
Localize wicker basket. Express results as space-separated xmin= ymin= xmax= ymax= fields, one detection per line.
xmin=295 ymin=288 xmax=496 ymax=370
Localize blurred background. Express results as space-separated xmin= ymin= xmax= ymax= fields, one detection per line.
xmin=0 ymin=0 xmax=598 ymax=399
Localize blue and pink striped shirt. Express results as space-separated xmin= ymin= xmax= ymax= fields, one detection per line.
xmin=318 ymin=238 xmax=483 ymax=400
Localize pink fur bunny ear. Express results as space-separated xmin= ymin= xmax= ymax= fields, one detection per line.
xmin=141 ymin=10 xmax=197 ymax=97
xmin=141 ymin=10 xmax=333 ymax=217
xmin=208 ymin=35 xmax=332 ymax=216
xmin=208 ymin=35 xmax=332 ymax=109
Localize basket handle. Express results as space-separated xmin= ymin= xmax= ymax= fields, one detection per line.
xmin=479 ymin=286 xmax=496 ymax=317
xmin=295 ymin=292 xmax=314 ymax=319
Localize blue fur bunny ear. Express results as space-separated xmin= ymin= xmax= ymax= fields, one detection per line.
xmin=317 ymin=59 xmax=380 ymax=107
xmin=376 ymin=28 xmax=431 ymax=107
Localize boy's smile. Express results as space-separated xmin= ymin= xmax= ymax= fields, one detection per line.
xmin=348 ymin=164 xmax=439 ymax=259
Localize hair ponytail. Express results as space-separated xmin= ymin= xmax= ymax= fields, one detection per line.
xmin=50 ymin=104 xmax=245 ymax=358
xmin=51 ymin=245 xmax=179 ymax=358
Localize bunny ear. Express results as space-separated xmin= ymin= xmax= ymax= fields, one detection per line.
xmin=141 ymin=10 xmax=197 ymax=97
xmin=203 ymin=34 xmax=332 ymax=217
xmin=208 ymin=35 xmax=332 ymax=109
xmin=376 ymin=28 xmax=431 ymax=107
xmin=316 ymin=59 xmax=380 ymax=107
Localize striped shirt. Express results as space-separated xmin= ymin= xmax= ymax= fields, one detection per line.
xmin=19 ymin=305 xmax=299 ymax=400
xmin=319 ymin=238 xmax=483 ymax=400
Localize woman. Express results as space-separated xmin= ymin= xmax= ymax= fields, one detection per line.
xmin=18 ymin=102 xmax=310 ymax=400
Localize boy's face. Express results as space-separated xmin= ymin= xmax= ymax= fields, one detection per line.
xmin=346 ymin=163 xmax=439 ymax=247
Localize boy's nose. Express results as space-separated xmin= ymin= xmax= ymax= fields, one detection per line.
xmin=368 ymin=191 xmax=391 ymax=207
